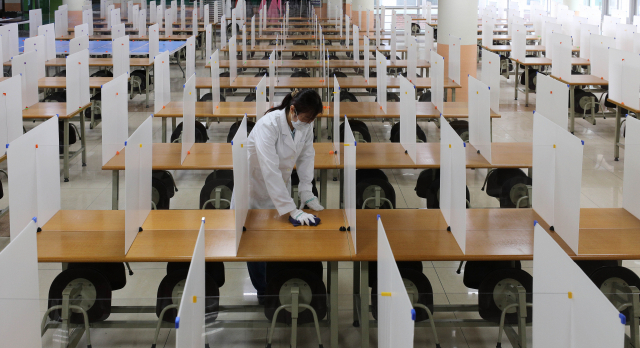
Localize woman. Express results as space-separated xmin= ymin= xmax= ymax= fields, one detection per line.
xmin=245 ymin=88 xmax=324 ymax=302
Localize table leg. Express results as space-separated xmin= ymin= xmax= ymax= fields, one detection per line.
xmin=112 ymin=170 xmax=119 ymax=210
xmin=569 ymin=85 xmax=575 ymax=134
xmin=615 ymin=106 xmax=621 ymax=161
xmin=360 ymin=261 xmax=369 ymax=348
xmin=145 ymin=65 xmax=150 ymax=108
xmin=162 ymin=118 xmax=167 ymax=143
xmin=452 ymin=88 xmax=456 ymax=102
xmin=524 ymin=66 xmax=529 ymax=107
xmin=172 ymin=117 xmax=177 ymax=133
xmin=329 ymin=261 xmax=339 ymax=348
xmin=79 ymin=111 xmax=86 ymax=166
xmin=353 ymin=261 xmax=360 ymax=326
xmin=63 ymin=118 xmax=70 ymax=182
xmin=320 ymin=168 xmax=327 ymax=208
xmin=514 ymin=62 xmax=518 ymax=100
xmin=339 ymin=168 xmax=344 ymax=209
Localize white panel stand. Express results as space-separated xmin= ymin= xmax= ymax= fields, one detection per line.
xmin=481 ymin=16 xmax=495 ymax=48
xmin=406 ymin=35 xmax=416 ymax=82
xmin=536 ymin=74 xmax=570 ymax=128
xmin=182 ymin=74 xmax=196 ymax=163
xmin=608 ymin=48 xmax=640 ymax=111
xmin=0 ymin=77 xmax=23 ymax=153
xmin=343 ymin=116 xmax=357 ymax=252
xmin=391 ymin=11 xmax=396 ymax=63
xmin=364 ymin=36 xmax=370 ymax=80
xmin=11 ymin=51 xmax=38 ymax=109
xmin=229 ymin=35 xmax=237 ymax=81
xmin=511 ymin=23 xmax=527 ymax=63
xmin=242 ymin=24 xmax=247 ymax=63
xmin=149 ymin=24 xmax=160 ymax=64
xmin=38 ymin=24 xmax=56 ymax=61
xmin=551 ymin=33 xmax=572 ymax=80
xmin=186 ymin=35 xmax=196 ymax=79
xmin=439 ymin=115 xmax=466 ymax=253
xmin=28 ymin=9 xmax=42 ymax=38
xmin=579 ymin=23 xmax=599 ymax=59
xmin=102 ymin=74 xmax=129 ymax=166
xmin=353 ymin=25 xmax=359 ymax=63
xmin=468 ymin=76 xmax=492 ymax=163
xmin=232 ymin=116 xmax=249 ymax=253
xmin=399 ymin=76 xmax=416 ymax=163
xmin=623 ymin=117 xmax=640 ymax=220
xmin=376 ymin=50 xmax=387 ymax=113
xmin=422 ymin=25 xmax=433 ymax=62
xmin=590 ymin=34 xmax=616 ymax=80
xmin=431 ymin=50 xmax=444 ymax=112
xmin=113 ymin=35 xmax=131 ymax=77
xmin=0 ymin=24 xmax=19 ymax=62
xmin=210 ymin=50 xmax=221 ymax=112
xmin=23 ymin=36 xmax=46 ymax=80
xmin=481 ymin=49 xmax=500 ymax=112
xmin=65 ymin=49 xmax=90 ymax=115
xmin=75 ymin=23 xmax=89 ymax=38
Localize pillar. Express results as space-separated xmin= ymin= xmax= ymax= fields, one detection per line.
xmin=436 ymin=0 xmax=479 ymax=101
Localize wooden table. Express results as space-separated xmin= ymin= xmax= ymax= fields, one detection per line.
xmin=482 ymin=44 xmax=580 ymax=53
xmin=550 ymin=74 xmax=608 ymax=133
xmin=511 ymin=57 xmax=591 ymax=106
xmin=102 ymin=142 xmax=338 ymax=209
xmin=209 ymin=59 xmax=431 ymax=76
xmin=57 ymin=34 xmax=193 ymax=41
xmin=22 ymin=102 xmax=91 ymax=182
xmin=605 ymin=98 xmax=640 ymax=160
xmin=219 ymin=44 xmax=409 ymax=55
xmin=477 ymin=35 xmax=540 ymax=42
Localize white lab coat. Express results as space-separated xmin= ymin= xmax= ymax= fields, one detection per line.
xmin=241 ymin=108 xmax=315 ymax=215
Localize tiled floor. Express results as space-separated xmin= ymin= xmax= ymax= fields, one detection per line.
xmin=0 ymin=44 xmax=635 ymax=347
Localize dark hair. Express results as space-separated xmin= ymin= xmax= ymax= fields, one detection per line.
xmin=265 ymin=89 xmax=323 ymax=120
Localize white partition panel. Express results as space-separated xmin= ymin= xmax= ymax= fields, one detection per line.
xmin=333 ymin=76 xmax=340 ymax=163
xmin=376 ymin=51 xmax=387 ymax=113
xmin=38 ymin=24 xmax=56 ymax=61
xmin=511 ymin=23 xmax=527 ymax=62
xmin=544 ymin=22 xmax=563 ymax=57
xmin=205 ymin=24 xmax=213 ymax=63
xmin=256 ymin=76 xmax=266 ymax=121
xmin=468 ymin=76 xmax=491 ymax=163
xmin=422 ymin=25 xmax=433 ymax=62
xmin=481 ymin=16 xmax=495 ymax=48
xmin=551 ymin=33 xmax=572 ymax=80
xmin=269 ymin=50 xmax=275 ymax=107
xmin=125 ymin=116 xmax=153 ymax=254
xmin=353 ymin=25 xmax=359 ymax=63
xmin=111 ymin=7 xmax=121 ymax=26
xmin=404 ymin=14 xmax=411 ymax=45
xmin=532 ymin=113 xmax=557 ymax=229
xmin=377 ymin=217 xmax=415 ymax=348
xmin=23 ymin=36 xmax=46 ymax=80
xmin=75 ymin=23 xmax=89 ymax=38
xmin=242 ymin=25 xmax=247 ymax=63
xmin=150 ymin=1 xmax=157 ymax=22
xmin=8 ymin=118 xmax=60 ymax=238
xmin=175 ymin=218 xmax=206 ymax=347
xmin=431 ymin=50 xmax=444 ymax=112
xmin=448 ymin=35 xmax=460 ymax=84
xmin=210 ymin=50 xmax=220 ymax=112
xmin=439 ymin=116 xmax=466 ymax=253
xmin=66 ymin=50 xmax=90 ymax=115
xmin=570 ymin=16 xmax=588 ymax=47
xmin=536 ymin=74 xmax=569 ymax=128
xmin=364 ymin=36 xmax=370 ymax=80
xmin=0 ymin=77 xmax=23 ymax=152
xmin=603 ymin=15 xmax=620 ymax=37
xmin=192 ymin=7 xmax=198 ymax=37
xmin=221 ymin=16 xmax=227 ymax=49
xmin=132 ymin=6 xmax=140 ymax=30
xmin=481 ymin=49 xmax=500 ymax=112
xmin=107 ymin=5 xmax=115 ymax=26
xmin=0 ymin=24 xmax=19 ymax=62
xmin=181 ymin=4 xmax=186 ymax=29
xmin=229 ymin=35 xmax=237 ymax=81
xmin=344 ymin=117 xmax=357 ymax=252
xmin=399 ymin=76 xmax=416 ymax=163
xmin=616 ymin=23 xmax=636 ymax=51
xmin=635 ymin=33 xmax=640 ymax=53
xmin=205 ymin=4 xmax=209 ymax=27
xmin=623 ymin=117 xmax=640 ymax=220
xmin=251 ymin=16 xmax=255 ymax=48
xmin=590 ymin=35 xmax=616 ymax=80
xmin=186 ymin=35 xmax=196 ymax=79
xmin=406 ymin=35 xmax=417 ymax=82
xmin=29 ymin=9 xmax=42 ymax=37
xmin=113 ymin=35 xmax=130 ymax=77
xmin=533 ymin=224 xmax=625 ymax=348
xmin=102 ymin=74 xmax=129 ymax=166
xmin=345 ymin=16 xmax=350 ymax=49
xmin=579 ymin=23 xmax=599 ymax=59
xmin=232 ymin=116 xmax=249 ymax=253
xmin=0 ymin=220 xmax=40 ymax=348
xmin=165 ymin=11 xmax=174 ymax=36
xmin=11 ymin=51 xmax=38 ymax=109
xmin=391 ymin=12 xmax=396 ymax=63
xmin=113 ymin=22 xmax=126 ymax=38
xmin=148 ymin=24 xmax=159 ymax=64
xmin=608 ymin=48 xmax=640 ymax=111
xmin=182 ymin=74 xmax=196 ymax=164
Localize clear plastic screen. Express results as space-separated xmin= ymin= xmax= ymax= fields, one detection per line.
xmin=399 ymin=76 xmax=416 ymax=163
xmin=543 ymin=22 xmax=563 ymax=57
xmin=0 ymin=220 xmax=41 ymax=348
xmin=175 ymin=219 xmax=206 ymax=348
xmin=579 ymin=23 xmax=599 ymax=59
xmin=38 ymin=24 xmax=56 ymax=61
xmin=481 ymin=16 xmax=495 ymax=48
xmin=430 ymin=50 xmax=444 ymax=112
xmin=468 ymin=76 xmax=492 ymax=163
xmin=608 ymin=48 xmax=640 ymax=111
xmin=551 ymin=33 xmax=572 ymax=80
xmin=406 ymin=35 xmax=416 ymax=83
xmin=269 ymin=50 xmax=275 ymax=107
xmin=623 ymin=117 xmax=640 ymax=220
xmin=11 ymin=51 xmax=38 ymax=109
xmin=511 ymin=23 xmax=527 ymax=63
xmin=353 ymin=25 xmax=359 ymax=63
xmin=149 ymin=24 xmax=159 ymax=64
xmin=0 ymin=23 xmax=19 ymax=61
xmin=532 ymin=112 xmax=557 ymax=228
xmin=70 ymin=35 xmax=89 ymax=55
xmin=65 ymin=49 xmax=90 ymax=115
xmin=102 ymin=73 xmax=129 ymax=166
xmin=229 ymin=35 xmax=237 ymax=81
xmin=113 ymin=35 xmax=130 ymax=77
xmin=390 ymin=12 xmax=396 ymax=63
xmin=554 ymin=117 xmax=583 ymax=254
xmin=182 ymin=73 xmax=196 ymax=164
xmin=344 ymin=117 xmax=357 ymax=252
xmin=210 ymin=50 xmax=220 ymax=111
xmin=23 ymin=36 xmax=45 ymax=80
xmin=590 ymin=34 xmax=616 ymax=80
xmin=364 ymin=36 xmax=370 ymax=81
xmin=251 ymin=16 xmax=255 ymax=48
xmin=333 ymin=76 xmax=340 ymax=163
xmin=75 ymin=23 xmax=89 ymax=38
xmin=481 ymin=49 xmax=500 ymax=112
xmin=256 ymin=75 xmax=266 ymax=121
xmin=0 ymin=77 xmax=23 ymax=151
xmin=533 ymin=224 xmax=625 ymax=348
xmin=154 ymin=50 xmax=170 ymax=114
xmin=377 ymin=217 xmax=415 ymax=348
xmin=448 ymin=35 xmax=460 ymax=84
xmin=536 ymin=74 xmax=569 ymax=129
xmin=125 ymin=116 xmax=153 ymax=254
xmin=232 ymin=116 xmax=248 ymax=253
xmin=35 ymin=121 xmax=62 ymax=232
xmin=376 ymin=50 xmax=387 ymax=113
xmin=186 ymin=35 xmax=196 ymax=80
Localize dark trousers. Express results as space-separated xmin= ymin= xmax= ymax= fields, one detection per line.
xmin=247 ymin=261 xmax=266 ymax=296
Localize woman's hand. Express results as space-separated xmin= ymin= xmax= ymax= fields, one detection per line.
xmin=299 ymin=191 xmax=324 ymax=211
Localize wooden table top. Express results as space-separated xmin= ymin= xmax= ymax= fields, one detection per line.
xmin=153 ymin=101 xmax=500 ymax=119
xmin=482 ymin=44 xmax=580 ymax=52
xmin=102 ymin=142 xmax=338 ymax=170
xmin=38 ymin=77 xmax=114 ymax=89
xmin=237 ymin=34 xmax=392 ymax=41
xmin=22 ymin=102 xmax=91 ymax=119
xmin=550 ymin=74 xmax=609 ymax=86
xmin=196 ymin=76 xmax=461 ymax=89
xmin=510 ymin=57 xmax=591 ymax=66
xmin=3 ymin=57 xmax=152 ymax=67
xmin=57 ymin=34 xmax=192 ymax=41
xmin=219 ymin=44 xmax=408 ymax=53
xmin=477 ymin=35 xmax=540 ymax=41
xmin=212 ymin=59 xmax=431 ymax=69
xmin=606 ymin=98 xmax=640 ymax=114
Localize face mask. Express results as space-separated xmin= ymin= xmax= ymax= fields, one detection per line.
xmin=291 ymin=109 xmax=311 ymax=131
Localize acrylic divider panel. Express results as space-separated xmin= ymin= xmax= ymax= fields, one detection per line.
xmin=616 ymin=23 xmax=636 ymax=51
xmin=220 ymin=16 xmax=227 ymax=49
xmin=23 ymin=36 xmax=45 ymax=80
xmin=406 ymin=35 xmax=417 ymax=83
xmin=175 ymin=219 xmax=206 ymax=348
xmin=376 ymin=51 xmax=387 ymax=113
xmin=12 ymin=51 xmax=38 ymax=109
xmin=344 ymin=116 xmax=357 ymax=252
xmin=210 ymin=50 xmax=221 ymax=111
xmin=0 ymin=220 xmax=40 ymax=348
xmin=481 ymin=16 xmax=495 ymax=48
xmin=0 ymin=24 xmax=18 ymax=61
xmin=448 ymin=35 xmax=461 ymax=84
xmin=65 ymin=49 xmax=90 ymax=115
xmin=70 ymin=35 xmax=89 ymax=54
xmin=404 ymin=14 xmax=411 ymax=45
xmin=38 ymin=24 xmax=56 ymax=61
xmin=399 ymin=76 xmax=416 ymax=163
xmin=364 ymin=36 xmax=370 ymax=80
xmin=511 ymin=23 xmax=527 ymax=63
xmin=481 ymin=49 xmax=500 ymax=112
xmin=154 ymin=50 xmax=171 ymax=115
xmin=229 ymin=36 xmax=237 ymax=81
xmin=150 ymin=0 xmax=156 ymax=22
xmin=431 ymin=50 xmax=444 ymax=112
xmin=391 ymin=12 xmax=397 ymax=63
xmin=551 ymin=33 xmax=572 ymax=80
xmin=205 ymin=4 xmax=209 ymax=27
xmin=579 ymin=24 xmax=599 ymax=59
xmin=102 ymin=74 xmax=129 ymax=166
xmin=192 ymin=7 xmax=198 ymax=37
xmin=125 ymin=116 xmax=153 ymax=254
xmin=269 ymin=50 xmax=275 ymax=107
xmin=232 ymin=9 xmax=237 ymax=37
xmin=623 ymin=117 xmax=640 ymax=220
xmin=112 ymin=23 xmax=126 ymax=39
xmin=8 ymin=118 xmax=60 ymax=238
xmin=165 ymin=11 xmax=174 ymax=36
xmin=422 ymin=25 xmax=433 ymax=62
xmin=256 ymin=76 xmax=266 ymax=121
xmin=182 ymin=74 xmax=196 ymax=164
xmin=181 ymin=4 xmax=186 ymax=29
xmin=533 ymin=224 xmax=625 ymax=348
xmin=353 ymin=25 xmax=359 ymax=63
xmin=377 ymin=217 xmax=415 ymax=348
xmin=55 ymin=9 xmax=67 ymax=37
xmin=113 ymin=35 xmax=130 ymax=77
xmin=439 ymin=115 xmax=467 ymax=253
xmin=544 ymin=22 xmax=563 ymax=57
xmin=138 ymin=10 xmax=146 ymax=36
xmin=149 ymin=24 xmax=159 ymax=64
xmin=242 ymin=25 xmax=247 ymax=63
xmin=468 ymin=76 xmax=492 ymax=164
xmin=75 ymin=23 xmax=89 ymax=37
xmin=536 ymin=74 xmax=570 ymax=129
xmin=232 ymin=116 xmax=249 ymax=253
xmin=333 ymin=76 xmax=340 ymax=162
xmin=132 ymin=5 xmax=139 ymax=29
xmin=608 ymin=48 xmax=640 ymax=111
xmin=570 ymin=17 xmax=588 ymax=47
xmin=590 ymin=35 xmax=616 ymax=80
xmin=205 ymin=25 xmax=213 ymax=60
xmin=186 ymin=35 xmax=196 ymax=80
xmin=634 ymin=33 xmax=640 ymax=53
xmin=251 ymin=16 xmax=255 ymax=48
xmin=0 ymin=77 xmax=23 ymax=152
xmin=111 ymin=7 xmax=121 ymax=26
xmin=532 ymin=113 xmax=557 ymax=229
xmin=346 ymin=16 xmax=350 ymax=49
